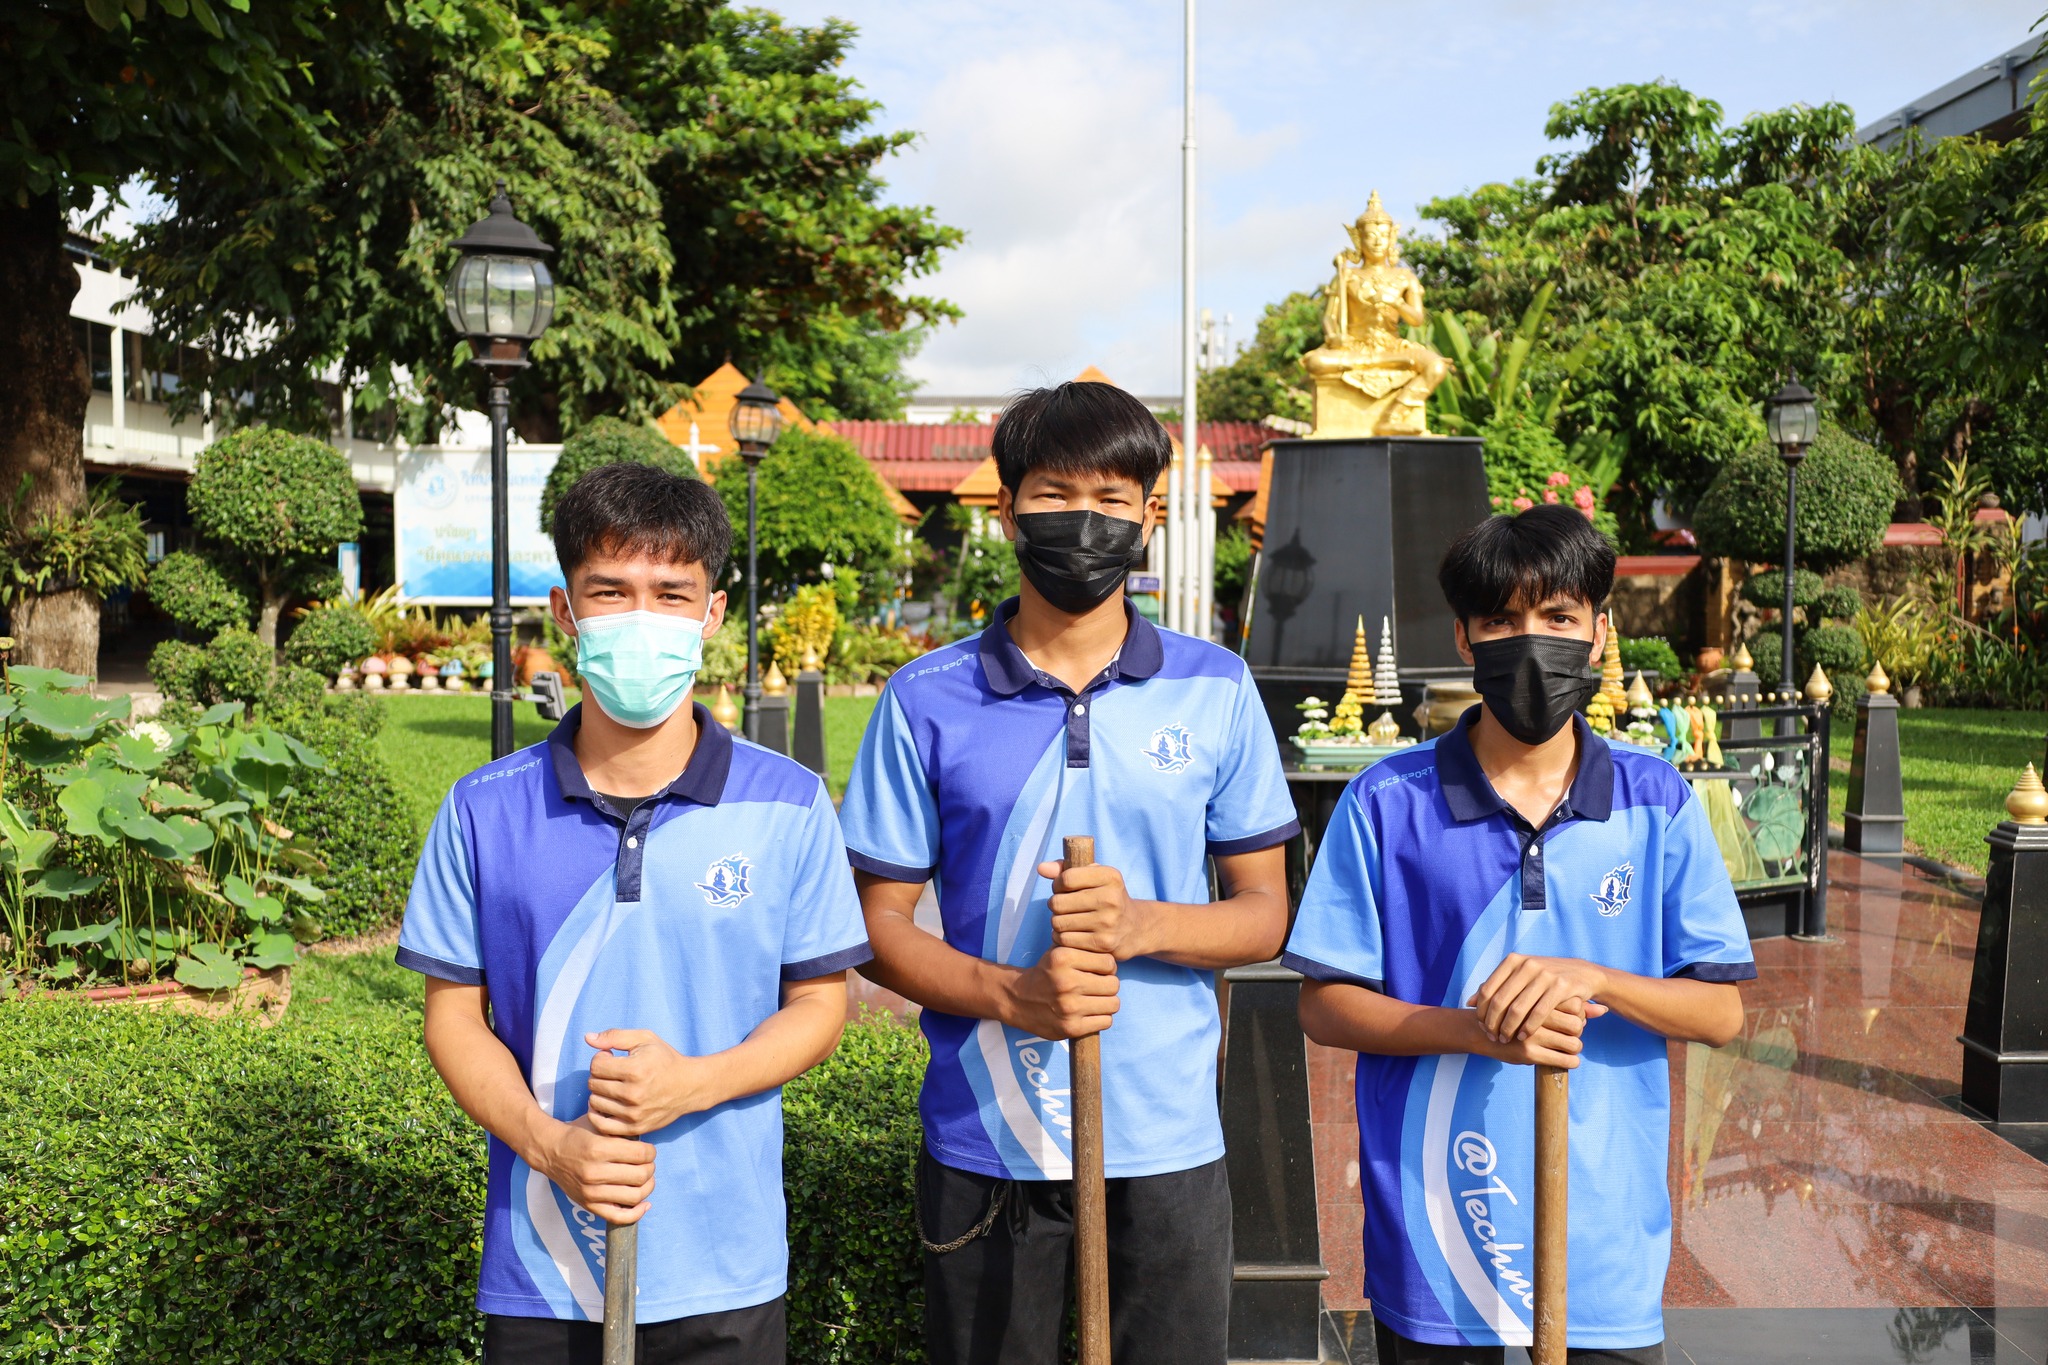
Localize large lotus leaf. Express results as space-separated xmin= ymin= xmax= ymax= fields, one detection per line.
xmin=175 ymin=944 xmax=244 ymax=991
xmin=243 ymin=931 xmax=298 ymax=970
xmin=1744 ymin=784 xmax=1804 ymax=862
xmin=7 ymin=665 xmax=92 ymax=693
xmin=108 ymin=926 xmax=181 ymax=966
xmin=108 ymin=732 xmax=172 ymax=771
xmin=239 ymin=731 xmax=293 ymax=768
xmin=56 ymin=776 xmax=112 ymax=843
xmin=276 ymin=732 xmax=331 ymax=772
xmin=270 ymin=872 xmax=327 ymax=903
xmin=226 ymin=754 xmax=294 ymax=807
xmin=194 ymin=701 xmax=244 ymax=728
xmin=12 ymin=729 xmax=86 ymax=770
xmin=201 ymin=798 xmax=250 ymax=823
xmin=159 ymin=814 xmax=213 ymax=858
xmin=221 ymin=873 xmax=259 ymax=910
xmin=148 ymin=783 xmax=208 ymax=811
xmin=45 ymin=920 xmax=119 ymax=948
xmin=111 ymin=811 xmax=189 ymax=861
xmin=27 ymin=868 xmax=107 ymax=900
xmin=244 ymin=894 xmax=285 ymax=925
xmin=0 ymin=692 xmax=17 ymax=721
xmin=0 ymin=802 xmax=57 ymax=873
xmin=100 ymin=770 xmax=150 ymax=823
xmin=18 ymin=689 xmax=127 ymax=738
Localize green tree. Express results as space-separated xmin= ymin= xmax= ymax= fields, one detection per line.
xmin=0 ymin=0 xmax=383 ymax=671
xmin=186 ymin=429 xmax=365 ymax=648
xmin=709 ymin=428 xmax=905 ymax=607
xmin=144 ymin=550 xmax=252 ymax=637
xmin=539 ymin=417 xmax=698 ymax=533
xmin=1692 ymin=425 xmax=1897 ymax=570
xmin=1196 ymin=291 xmax=1320 ymax=423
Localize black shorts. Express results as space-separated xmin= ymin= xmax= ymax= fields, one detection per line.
xmin=917 ymin=1146 xmax=1234 ymax=1365
xmin=483 ymin=1297 xmax=785 ymax=1365
xmin=1373 ymin=1319 xmax=1665 ymax=1365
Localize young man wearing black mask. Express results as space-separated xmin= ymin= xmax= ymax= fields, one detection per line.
xmin=839 ymin=380 xmax=1298 ymax=1365
xmin=1283 ymin=504 xmax=1753 ymax=1364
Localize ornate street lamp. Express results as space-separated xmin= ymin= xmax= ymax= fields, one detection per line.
xmin=729 ymin=376 xmax=786 ymax=743
xmin=445 ymin=182 xmax=555 ymax=760
xmin=1763 ymin=374 xmax=1820 ymax=699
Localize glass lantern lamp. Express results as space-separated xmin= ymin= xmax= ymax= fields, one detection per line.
xmin=443 ymin=181 xmax=556 ymax=370
xmin=729 ymin=376 xmax=787 ymax=459
xmin=1763 ymin=374 xmax=1820 ymax=463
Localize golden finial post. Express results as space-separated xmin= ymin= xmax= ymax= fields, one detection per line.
xmin=1803 ymin=664 xmax=1833 ymax=704
xmin=763 ymin=661 xmax=789 ymax=697
xmin=1730 ymin=641 xmax=1754 ymax=673
xmin=710 ymin=683 xmax=741 ymax=731
xmin=2007 ymin=764 xmax=2048 ymax=825
xmin=1866 ymin=660 xmax=1891 ymax=695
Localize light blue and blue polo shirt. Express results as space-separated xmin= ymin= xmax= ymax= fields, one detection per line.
xmin=396 ymin=703 xmax=871 ymax=1324
xmin=838 ymin=597 xmax=1299 ymax=1182
xmin=1283 ymin=710 xmax=1754 ymax=1351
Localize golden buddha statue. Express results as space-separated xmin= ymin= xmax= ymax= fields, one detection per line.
xmin=1301 ymin=191 xmax=1450 ymax=439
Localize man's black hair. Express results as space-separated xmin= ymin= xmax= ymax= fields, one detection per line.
xmin=1438 ymin=504 xmax=1615 ymax=621
xmin=552 ymin=462 xmax=732 ymax=582
xmin=992 ymin=381 xmax=1173 ymax=494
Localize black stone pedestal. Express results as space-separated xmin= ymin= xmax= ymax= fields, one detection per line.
xmin=1962 ymin=818 xmax=2048 ymax=1121
xmin=754 ymin=693 xmax=790 ymax=756
xmin=792 ymin=669 xmax=826 ymax=776
xmin=1245 ymin=436 xmax=1490 ymax=743
xmin=1722 ymin=664 xmax=1762 ymax=742
xmin=1844 ymin=686 xmax=1904 ymax=858
xmin=1221 ymin=960 xmax=1326 ymax=1363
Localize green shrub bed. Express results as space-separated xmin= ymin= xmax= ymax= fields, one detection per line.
xmin=0 ymin=1000 xmax=925 ymax=1364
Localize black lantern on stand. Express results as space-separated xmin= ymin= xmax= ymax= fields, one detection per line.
xmin=729 ymin=377 xmax=786 ymax=743
xmin=1762 ymin=374 xmax=1820 ymax=699
xmin=444 ymin=182 xmax=556 ymax=760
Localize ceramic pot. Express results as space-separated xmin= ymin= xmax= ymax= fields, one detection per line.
xmin=1412 ymin=679 xmax=1481 ymax=736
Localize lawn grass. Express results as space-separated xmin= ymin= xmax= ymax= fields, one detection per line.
xmin=286 ymin=946 xmax=424 ymax=1032
xmin=1827 ymin=707 xmax=2045 ymax=874
xmin=373 ymin=691 xmax=882 ymax=824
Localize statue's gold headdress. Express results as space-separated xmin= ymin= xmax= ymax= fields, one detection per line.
xmin=1345 ymin=190 xmax=1398 ymax=262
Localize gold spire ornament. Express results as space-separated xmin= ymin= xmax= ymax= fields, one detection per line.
xmin=1866 ymin=660 xmax=1891 ymax=695
xmin=1803 ymin=664 xmax=1833 ymax=704
xmin=2007 ymin=763 xmax=2048 ymax=825
xmin=1300 ymin=191 xmax=1451 ymax=438
xmin=1730 ymin=641 xmax=1754 ymax=673
xmin=763 ymin=661 xmax=789 ymax=697
xmin=1346 ymin=617 xmax=1373 ymax=699
xmin=1599 ymin=613 xmax=1627 ymax=713
xmin=710 ymin=683 xmax=741 ymax=731
xmin=1625 ymin=669 xmax=1655 ymax=711
xmin=800 ymin=644 xmax=822 ymax=674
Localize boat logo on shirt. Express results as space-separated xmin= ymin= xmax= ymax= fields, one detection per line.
xmin=1144 ymin=723 xmax=1195 ymax=773
xmin=1591 ymin=861 xmax=1634 ymax=917
xmin=696 ymin=853 xmax=754 ymax=909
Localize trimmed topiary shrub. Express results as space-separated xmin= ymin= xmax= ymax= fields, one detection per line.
xmin=145 ymin=549 xmax=252 ymax=635
xmin=711 ymin=427 xmax=909 ymax=608
xmin=147 ymin=638 xmax=208 ymax=703
xmin=539 ymin=416 xmax=698 ymax=533
xmin=1693 ymin=425 xmax=1898 ymax=571
xmin=202 ymin=627 xmax=275 ymax=707
xmin=1806 ymin=623 xmax=1867 ymax=699
xmin=1740 ymin=568 xmax=1825 ymax=611
xmin=1813 ymin=584 xmax=1864 ymax=621
xmin=285 ymin=604 xmax=379 ymax=678
xmin=1617 ymin=635 xmax=1682 ymax=678
xmin=0 ymin=1001 xmax=925 ymax=1364
xmin=187 ymin=428 xmax=365 ymax=648
xmin=272 ymin=696 xmax=418 ymax=938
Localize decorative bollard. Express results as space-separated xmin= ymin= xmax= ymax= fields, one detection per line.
xmin=1723 ymin=641 xmax=1762 ymax=742
xmin=1845 ymin=662 xmax=1905 ymax=859
xmin=755 ymin=661 xmax=791 ymax=756
xmin=792 ymin=647 xmax=827 ymax=777
xmin=1962 ymin=764 xmax=2048 ymax=1122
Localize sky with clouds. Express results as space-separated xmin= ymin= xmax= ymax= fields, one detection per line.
xmin=771 ymin=0 xmax=2047 ymax=399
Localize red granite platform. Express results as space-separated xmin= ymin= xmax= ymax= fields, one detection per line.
xmin=1307 ymin=852 xmax=2048 ymax=1314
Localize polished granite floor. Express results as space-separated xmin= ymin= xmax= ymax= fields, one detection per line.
xmin=1308 ymin=851 xmax=2048 ymax=1359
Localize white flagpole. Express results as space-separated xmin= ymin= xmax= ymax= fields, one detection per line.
xmin=1178 ymin=0 xmax=1198 ymax=635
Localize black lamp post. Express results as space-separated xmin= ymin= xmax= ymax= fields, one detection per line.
xmin=729 ymin=376 xmax=786 ymax=743
xmin=1762 ymin=375 xmax=1820 ymax=698
xmin=444 ymin=182 xmax=556 ymax=760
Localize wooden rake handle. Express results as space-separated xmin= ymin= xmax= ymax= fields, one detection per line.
xmin=602 ymin=1220 xmax=638 ymax=1365
xmin=1062 ymin=834 xmax=1111 ymax=1365
xmin=1532 ymin=1063 xmax=1568 ymax=1365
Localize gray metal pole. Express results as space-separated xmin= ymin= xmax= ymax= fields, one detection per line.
xmin=1781 ymin=457 xmax=1798 ymax=695
xmin=489 ymin=376 xmax=514 ymax=760
xmin=744 ymin=456 xmax=761 ymax=744
xmin=1180 ymin=0 xmax=1198 ymax=637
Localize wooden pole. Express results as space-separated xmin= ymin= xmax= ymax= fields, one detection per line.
xmin=1062 ymin=834 xmax=1111 ymax=1365
xmin=602 ymin=1221 xmax=638 ymax=1365
xmin=1532 ymin=1063 xmax=1568 ymax=1365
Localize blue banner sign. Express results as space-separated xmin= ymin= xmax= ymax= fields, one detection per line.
xmin=394 ymin=446 xmax=566 ymax=604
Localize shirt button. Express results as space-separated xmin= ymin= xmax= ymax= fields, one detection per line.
xmin=1073 ymin=703 xmax=1086 ymax=716
xmin=626 ymin=836 xmax=638 ymax=850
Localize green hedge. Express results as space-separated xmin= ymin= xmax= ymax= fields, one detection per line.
xmin=274 ymin=696 xmax=421 ymax=939
xmin=0 ymin=1001 xmax=926 ymax=1363
xmin=1692 ymin=425 xmax=1898 ymax=571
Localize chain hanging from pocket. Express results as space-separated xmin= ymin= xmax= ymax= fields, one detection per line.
xmin=918 ymin=1180 xmax=1010 ymax=1254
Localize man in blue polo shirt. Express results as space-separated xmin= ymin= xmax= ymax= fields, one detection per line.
xmin=839 ymin=380 xmax=1299 ymax=1365
xmin=1285 ymin=505 xmax=1753 ymax=1364
xmin=398 ymin=463 xmax=870 ymax=1365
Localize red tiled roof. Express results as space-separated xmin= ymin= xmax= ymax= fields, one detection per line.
xmin=871 ymin=459 xmax=986 ymax=492
xmin=822 ymin=419 xmax=1272 ymax=495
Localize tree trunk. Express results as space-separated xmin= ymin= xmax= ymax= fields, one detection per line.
xmin=0 ymin=194 xmax=95 ymax=674
xmin=258 ymin=587 xmax=286 ymax=651
xmin=10 ymin=590 xmax=101 ymax=677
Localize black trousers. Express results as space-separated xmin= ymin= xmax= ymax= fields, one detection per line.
xmin=483 ymin=1297 xmax=785 ymax=1365
xmin=1373 ymin=1319 xmax=1666 ymax=1365
xmin=918 ymin=1147 xmax=1234 ymax=1365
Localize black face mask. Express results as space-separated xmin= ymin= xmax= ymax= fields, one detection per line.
xmin=1011 ymin=510 xmax=1145 ymax=615
xmin=1467 ymin=633 xmax=1600 ymax=746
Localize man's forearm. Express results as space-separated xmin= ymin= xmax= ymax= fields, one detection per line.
xmin=694 ymin=976 xmax=850 ymax=1106
xmin=1136 ymin=891 xmax=1289 ymax=970
xmin=1299 ymin=979 xmax=1489 ymax=1057
xmin=423 ymin=993 xmax=563 ymax=1168
xmin=862 ymin=905 xmax=1024 ymax=1023
xmin=1590 ymin=970 xmax=1743 ymax=1046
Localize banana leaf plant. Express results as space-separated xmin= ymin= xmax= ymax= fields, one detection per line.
xmin=0 ymin=663 xmax=330 ymax=993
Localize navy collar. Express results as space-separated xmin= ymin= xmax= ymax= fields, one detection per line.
xmin=1434 ymin=706 xmax=1614 ymax=828
xmin=978 ymin=595 xmax=1165 ymax=698
xmin=547 ymin=702 xmax=733 ymax=808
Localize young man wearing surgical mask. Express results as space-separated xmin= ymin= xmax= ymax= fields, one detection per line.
xmin=396 ymin=462 xmax=871 ymax=1365
xmin=838 ymin=380 xmax=1298 ymax=1365
xmin=1283 ymin=504 xmax=1754 ymax=1365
